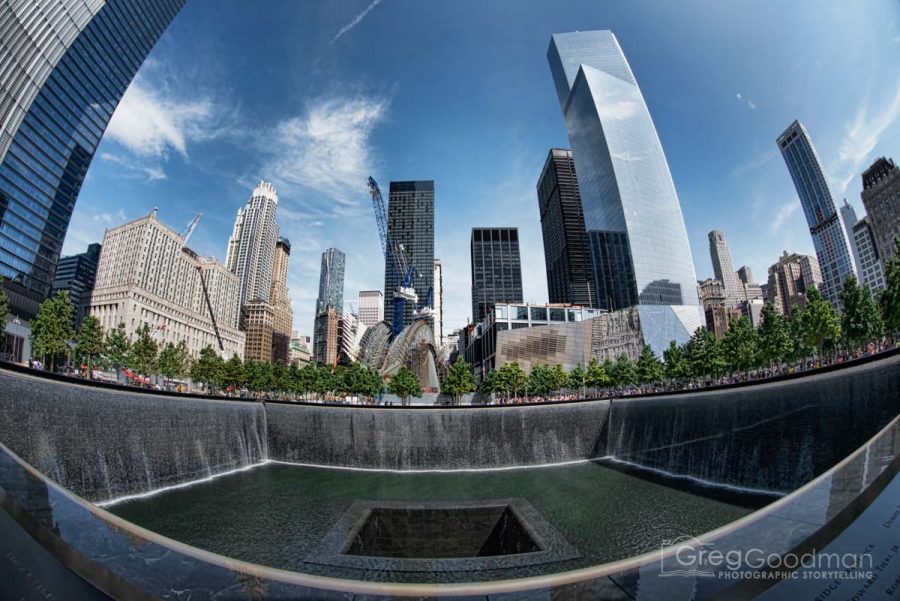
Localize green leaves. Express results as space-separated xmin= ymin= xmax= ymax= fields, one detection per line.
xmin=30 ymin=290 xmax=75 ymax=371
xmin=128 ymin=323 xmax=159 ymax=376
xmin=757 ymin=304 xmax=792 ymax=366
xmin=721 ymin=316 xmax=759 ymax=373
xmin=389 ymin=366 xmax=422 ymax=402
xmin=840 ymin=275 xmax=882 ymax=349
xmin=795 ymin=286 xmax=840 ymax=357
xmin=75 ymin=315 xmax=104 ymax=378
xmin=636 ymin=345 xmax=664 ymax=384
xmin=442 ymin=359 xmax=476 ymax=401
xmin=190 ymin=345 xmax=224 ymax=390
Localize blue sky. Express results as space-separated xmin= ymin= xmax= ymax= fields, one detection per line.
xmin=66 ymin=0 xmax=900 ymax=336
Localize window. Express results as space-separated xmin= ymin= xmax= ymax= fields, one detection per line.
xmin=550 ymin=308 xmax=565 ymax=321
xmin=530 ymin=307 xmax=547 ymax=321
xmin=514 ymin=305 xmax=529 ymax=320
xmin=496 ymin=305 xmax=507 ymax=319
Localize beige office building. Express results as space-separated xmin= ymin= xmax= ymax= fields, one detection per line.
xmin=89 ymin=210 xmax=244 ymax=358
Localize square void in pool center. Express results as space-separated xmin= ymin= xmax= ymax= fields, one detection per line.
xmin=308 ymin=499 xmax=579 ymax=573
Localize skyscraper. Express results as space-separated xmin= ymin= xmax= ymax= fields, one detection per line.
xmin=384 ymin=181 xmax=435 ymax=331
xmin=860 ymin=157 xmax=900 ymax=264
xmin=226 ymin=181 xmax=280 ymax=307
xmin=357 ymin=290 xmax=384 ymax=327
xmin=51 ymin=243 xmax=102 ymax=328
xmin=316 ymin=248 xmax=345 ymax=314
xmin=270 ymin=238 xmax=293 ymax=364
xmin=777 ymin=120 xmax=854 ymax=308
xmin=840 ymin=200 xmax=863 ymax=280
xmin=0 ymin=1 xmax=187 ymax=317
xmin=737 ymin=266 xmax=754 ymax=286
xmin=433 ymin=259 xmax=443 ymax=345
xmin=708 ymin=230 xmax=740 ymax=306
xmin=547 ymin=30 xmax=702 ymax=353
xmin=852 ymin=217 xmax=885 ymax=292
xmin=537 ymin=148 xmax=594 ymax=307
xmin=470 ymin=228 xmax=524 ymax=323
xmin=766 ymin=251 xmax=823 ymax=316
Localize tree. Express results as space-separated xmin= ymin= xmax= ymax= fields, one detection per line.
xmin=75 ymin=315 xmax=104 ymax=379
xmin=569 ymin=363 xmax=587 ymax=396
xmin=721 ymin=316 xmax=759 ymax=373
xmin=128 ymin=323 xmax=158 ymax=377
xmin=548 ymin=364 xmax=570 ymax=392
xmin=840 ymin=275 xmax=882 ymax=349
xmin=389 ymin=366 xmax=422 ymax=405
xmin=685 ymin=327 xmax=726 ymax=378
xmin=586 ymin=356 xmax=610 ymax=389
xmin=191 ymin=345 xmax=223 ymax=392
xmin=797 ymin=286 xmax=840 ymax=358
xmin=442 ymin=359 xmax=476 ymax=404
xmin=157 ymin=340 xmax=190 ymax=381
xmin=527 ymin=364 xmax=553 ymax=396
xmin=103 ymin=323 xmax=131 ymax=379
xmin=757 ymin=304 xmax=792 ymax=366
xmin=609 ymin=353 xmax=638 ymax=387
xmin=478 ymin=369 xmax=502 ymax=398
xmin=497 ymin=361 xmax=528 ymax=399
xmin=636 ymin=345 xmax=664 ymax=384
xmin=663 ymin=340 xmax=690 ymax=380
xmin=221 ymin=354 xmax=246 ymax=391
xmin=30 ymin=290 xmax=75 ymax=371
xmin=879 ymin=237 xmax=900 ymax=338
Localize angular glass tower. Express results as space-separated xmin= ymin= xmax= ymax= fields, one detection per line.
xmin=777 ymin=120 xmax=854 ymax=309
xmin=547 ymin=30 xmax=702 ymax=354
xmin=0 ymin=0 xmax=187 ymax=317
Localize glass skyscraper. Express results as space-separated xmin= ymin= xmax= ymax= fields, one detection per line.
xmin=777 ymin=120 xmax=855 ymax=309
xmin=547 ymin=30 xmax=702 ymax=354
xmin=470 ymin=227 xmax=524 ymax=324
xmin=0 ymin=0 xmax=186 ymax=318
xmin=316 ymin=248 xmax=346 ymax=315
xmin=384 ymin=181 xmax=435 ymax=332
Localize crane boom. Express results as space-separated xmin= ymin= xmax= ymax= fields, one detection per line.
xmin=180 ymin=213 xmax=203 ymax=246
xmin=196 ymin=265 xmax=225 ymax=355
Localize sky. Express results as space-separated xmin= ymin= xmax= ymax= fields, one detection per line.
xmin=66 ymin=0 xmax=900 ymax=337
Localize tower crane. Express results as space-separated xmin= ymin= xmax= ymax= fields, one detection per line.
xmin=368 ymin=176 xmax=417 ymax=340
xmin=413 ymin=287 xmax=434 ymax=319
xmin=179 ymin=213 xmax=203 ymax=246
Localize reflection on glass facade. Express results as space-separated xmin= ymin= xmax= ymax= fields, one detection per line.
xmin=470 ymin=227 xmax=523 ymax=324
xmin=0 ymin=0 xmax=186 ymax=316
xmin=777 ymin=121 xmax=855 ymax=309
xmin=547 ymin=30 xmax=701 ymax=353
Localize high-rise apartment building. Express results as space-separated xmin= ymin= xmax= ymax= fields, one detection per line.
xmin=766 ymin=251 xmax=823 ymax=316
xmin=226 ymin=181 xmax=280 ymax=307
xmin=316 ymin=248 xmax=345 ymax=314
xmin=245 ymin=238 xmax=293 ymax=364
xmin=777 ymin=121 xmax=854 ymax=308
xmin=89 ymin=210 xmax=244 ymax=358
xmin=433 ymin=259 xmax=443 ymax=345
xmin=384 ymin=181 xmax=435 ymax=331
xmin=860 ymin=157 xmax=900 ymax=264
xmin=708 ymin=230 xmax=741 ymax=306
xmin=51 ymin=243 xmax=102 ymax=328
xmin=852 ymin=217 xmax=885 ymax=292
xmin=470 ymin=228 xmax=524 ymax=324
xmin=547 ymin=30 xmax=702 ymax=354
xmin=0 ymin=1 xmax=186 ymax=318
xmin=840 ymin=200 xmax=863 ymax=279
xmin=313 ymin=307 xmax=341 ymax=366
xmin=358 ymin=290 xmax=384 ymax=327
xmin=537 ymin=148 xmax=594 ymax=307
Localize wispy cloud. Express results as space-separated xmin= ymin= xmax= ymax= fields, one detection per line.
xmin=330 ymin=0 xmax=382 ymax=45
xmin=98 ymin=152 xmax=166 ymax=182
xmin=731 ymin=148 xmax=776 ymax=178
xmin=264 ymin=94 xmax=389 ymax=211
xmin=771 ymin=200 xmax=800 ymax=233
xmin=829 ymin=81 xmax=900 ymax=194
xmin=735 ymin=92 xmax=758 ymax=110
xmin=105 ymin=76 xmax=218 ymax=159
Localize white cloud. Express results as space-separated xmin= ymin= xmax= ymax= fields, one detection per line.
xmin=330 ymin=0 xmax=382 ymax=45
xmin=830 ymin=82 xmax=900 ymax=193
xmin=98 ymin=152 xmax=166 ymax=181
xmin=105 ymin=76 xmax=216 ymax=159
xmin=771 ymin=200 xmax=800 ymax=233
xmin=735 ymin=91 xmax=758 ymax=110
xmin=266 ymin=94 xmax=389 ymax=209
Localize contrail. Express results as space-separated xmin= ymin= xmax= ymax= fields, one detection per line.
xmin=330 ymin=0 xmax=382 ymax=45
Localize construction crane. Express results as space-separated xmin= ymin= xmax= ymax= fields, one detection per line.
xmin=368 ymin=176 xmax=417 ymax=339
xmin=195 ymin=265 xmax=225 ymax=356
xmin=179 ymin=213 xmax=202 ymax=246
xmin=413 ymin=287 xmax=434 ymax=319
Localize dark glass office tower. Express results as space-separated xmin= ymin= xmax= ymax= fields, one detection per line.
xmin=470 ymin=228 xmax=524 ymax=323
xmin=0 ymin=1 xmax=187 ymax=318
xmin=315 ymin=248 xmax=346 ymax=314
xmin=384 ymin=181 xmax=435 ymax=331
xmin=50 ymin=242 xmax=101 ymax=328
xmin=537 ymin=149 xmax=594 ymax=307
